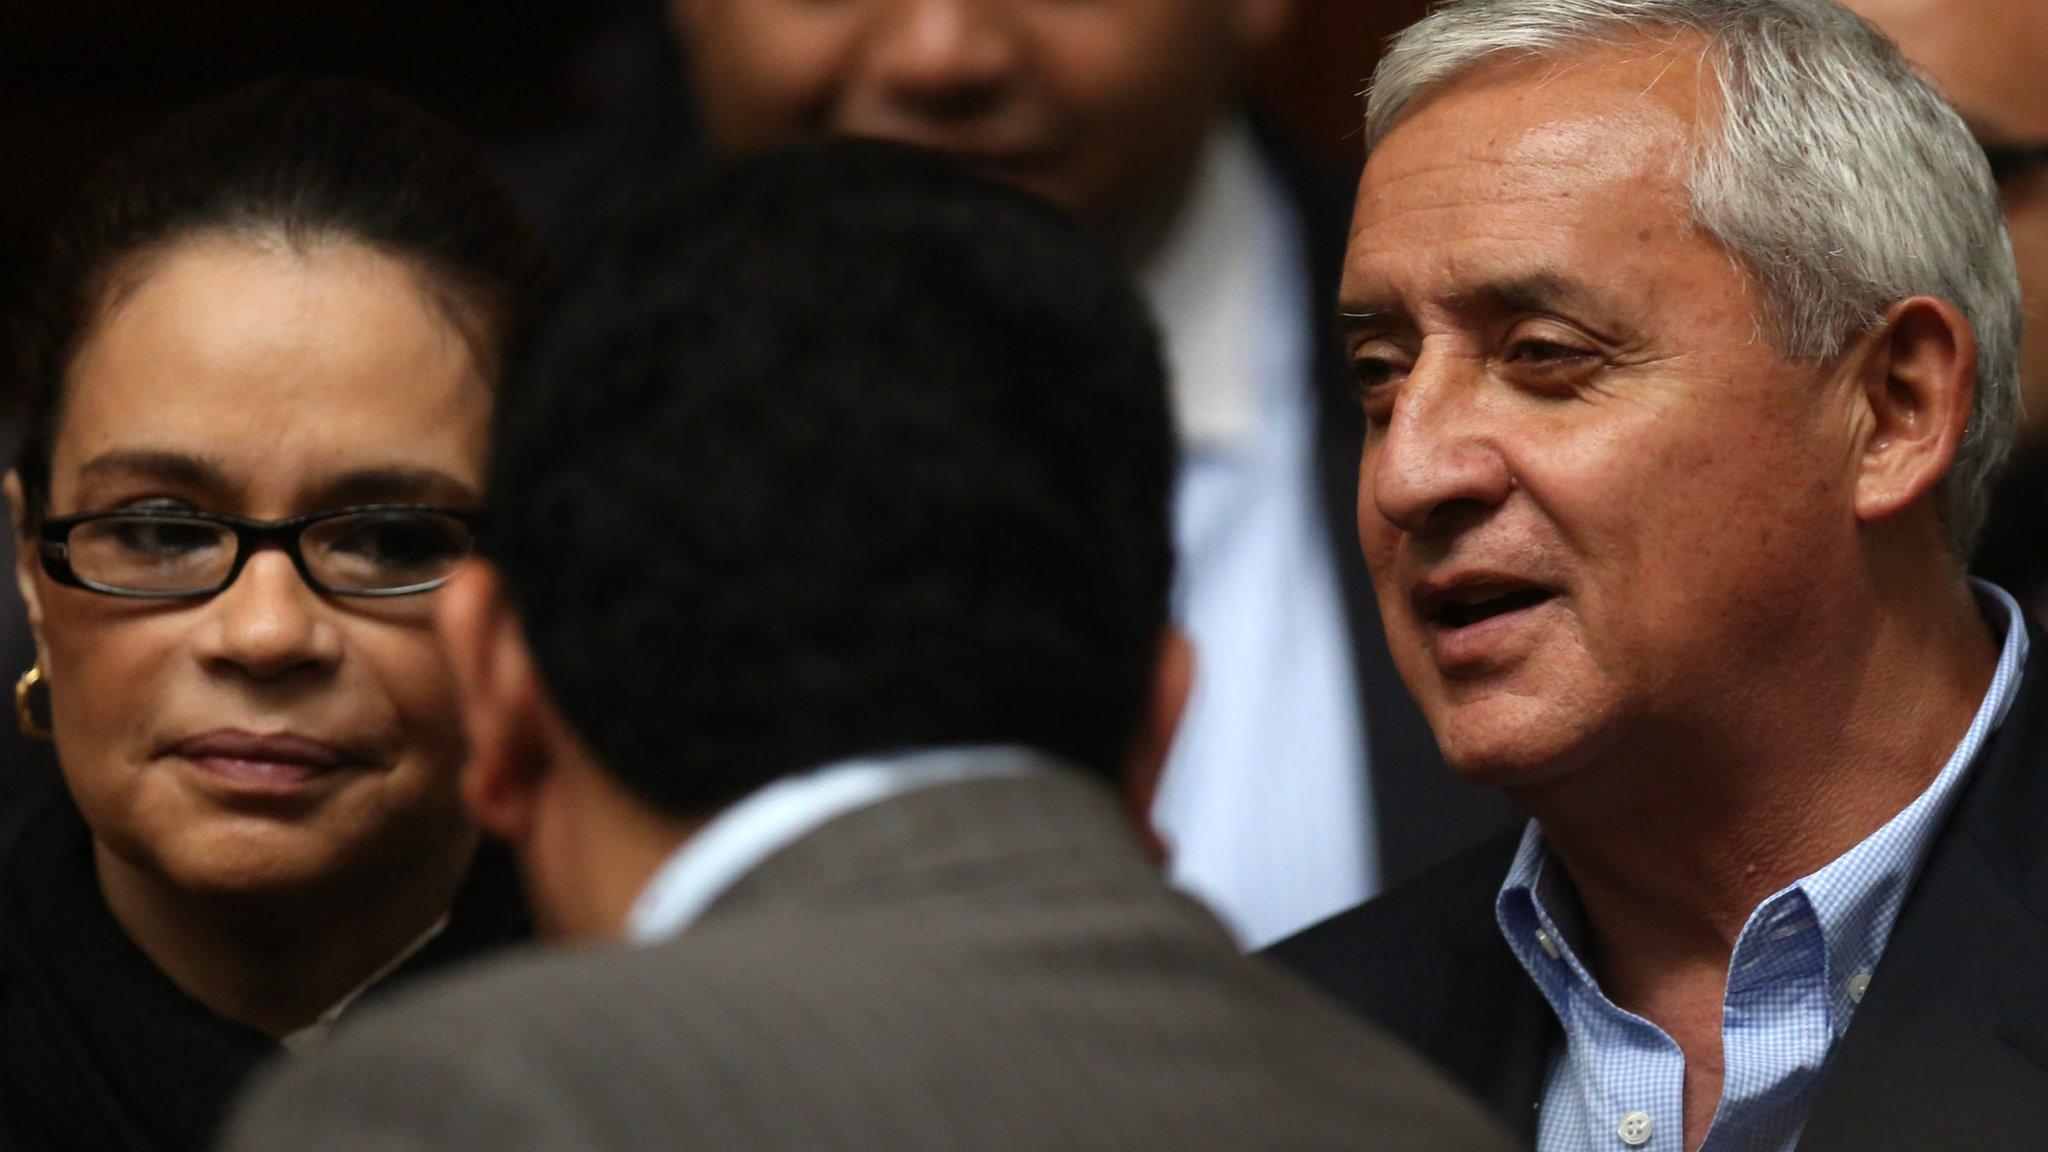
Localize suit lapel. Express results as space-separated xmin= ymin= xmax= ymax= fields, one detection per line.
xmin=1798 ymin=627 xmax=2048 ymax=1150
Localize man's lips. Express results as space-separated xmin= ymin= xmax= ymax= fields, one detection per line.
xmin=1411 ymin=573 xmax=1560 ymax=633
xmin=163 ymin=729 xmax=370 ymax=793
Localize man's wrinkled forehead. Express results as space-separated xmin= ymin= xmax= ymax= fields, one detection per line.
xmin=1344 ymin=45 xmax=1710 ymax=312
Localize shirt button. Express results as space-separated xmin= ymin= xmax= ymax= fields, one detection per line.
xmin=1617 ymin=1110 xmax=1653 ymax=1147
xmin=1535 ymin=927 xmax=1562 ymax=959
xmin=1848 ymin=971 xmax=1872 ymax=1004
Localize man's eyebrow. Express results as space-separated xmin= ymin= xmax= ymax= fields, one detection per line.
xmin=1335 ymin=303 xmax=1399 ymax=337
xmin=1335 ymin=272 xmax=1619 ymax=337
xmin=309 ymin=466 xmax=482 ymax=509
xmin=1450 ymin=272 xmax=1611 ymax=319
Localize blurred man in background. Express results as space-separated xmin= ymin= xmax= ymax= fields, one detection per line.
xmin=222 ymin=142 xmax=1514 ymax=1152
xmin=1841 ymin=0 xmax=2048 ymax=614
xmin=666 ymin=0 xmax=1508 ymax=946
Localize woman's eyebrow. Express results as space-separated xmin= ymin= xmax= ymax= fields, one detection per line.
xmin=309 ymin=467 xmax=482 ymax=508
xmin=76 ymin=449 xmax=230 ymax=495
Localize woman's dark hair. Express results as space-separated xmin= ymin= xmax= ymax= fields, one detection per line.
xmin=10 ymin=75 xmax=548 ymax=524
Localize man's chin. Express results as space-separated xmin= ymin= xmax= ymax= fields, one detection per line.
xmin=1429 ymin=703 xmax=1598 ymax=794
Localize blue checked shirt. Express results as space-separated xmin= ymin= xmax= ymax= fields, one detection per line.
xmin=1498 ymin=581 xmax=2030 ymax=1152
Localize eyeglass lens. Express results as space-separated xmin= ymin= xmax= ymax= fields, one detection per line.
xmin=63 ymin=510 xmax=472 ymax=595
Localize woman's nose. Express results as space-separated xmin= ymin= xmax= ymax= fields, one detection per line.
xmin=195 ymin=549 xmax=343 ymax=681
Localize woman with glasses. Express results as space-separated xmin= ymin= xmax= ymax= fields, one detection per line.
xmin=0 ymin=77 xmax=544 ymax=1151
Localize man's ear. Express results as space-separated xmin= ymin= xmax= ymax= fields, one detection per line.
xmin=1123 ymin=628 xmax=1195 ymax=864
xmin=4 ymin=472 xmax=48 ymax=662
xmin=1849 ymin=295 xmax=1979 ymax=531
xmin=436 ymin=560 xmax=552 ymax=845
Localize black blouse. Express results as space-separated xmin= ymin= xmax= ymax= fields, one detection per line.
xmin=0 ymin=793 xmax=528 ymax=1151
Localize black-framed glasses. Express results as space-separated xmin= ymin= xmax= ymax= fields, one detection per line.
xmin=1983 ymin=142 xmax=2048 ymax=187
xmin=37 ymin=504 xmax=480 ymax=599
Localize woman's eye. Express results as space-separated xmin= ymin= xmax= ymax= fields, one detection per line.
xmin=108 ymin=519 xmax=220 ymax=557
xmin=329 ymin=521 xmax=459 ymax=565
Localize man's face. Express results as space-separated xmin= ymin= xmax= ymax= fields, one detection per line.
xmin=1846 ymin=0 xmax=2048 ymax=440
xmin=1345 ymin=47 xmax=1866 ymax=789
xmin=669 ymin=0 xmax=1282 ymax=242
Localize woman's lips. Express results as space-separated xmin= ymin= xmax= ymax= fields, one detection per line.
xmin=165 ymin=729 xmax=369 ymax=797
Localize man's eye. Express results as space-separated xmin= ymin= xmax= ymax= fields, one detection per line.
xmin=1505 ymin=339 xmax=1594 ymax=364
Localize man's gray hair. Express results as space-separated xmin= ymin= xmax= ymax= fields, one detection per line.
xmin=1367 ymin=0 xmax=2021 ymax=555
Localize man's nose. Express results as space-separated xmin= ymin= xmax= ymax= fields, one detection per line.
xmin=197 ymin=550 xmax=343 ymax=682
xmin=1368 ymin=350 xmax=1517 ymax=537
xmin=867 ymin=0 xmax=1022 ymax=117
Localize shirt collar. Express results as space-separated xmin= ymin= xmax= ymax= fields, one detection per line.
xmin=1136 ymin=117 xmax=1288 ymax=451
xmin=625 ymin=745 xmax=1044 ymax=944
xmin=1498 ymin=579 xmax=2031 ymax=1020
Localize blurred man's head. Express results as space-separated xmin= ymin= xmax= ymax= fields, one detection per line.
xmin=1344 ymin=0 xmax=2019 ymax=787
xmin=1843 ymin=0 xmax=2048 ymax=441
xmin=438 ymin=142 xmax=1183 ymax=938
xmin=666 ymin=0 xmax=1291 ymax=250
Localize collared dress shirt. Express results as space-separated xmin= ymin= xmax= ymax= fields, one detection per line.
xmin=626 ymin=746 xmax=1040 ymax=943
xmin=1142 ymin=118 xmax=1376 ymax=949
xmin=1498 ymin=580 xmax=2031 ymax=1152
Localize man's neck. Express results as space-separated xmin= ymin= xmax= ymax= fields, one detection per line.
xmin=96 ymin=835 xmax=475 ymax=1039
xmin=1527 ymin=573 xmax=2000 ymax=979
xmin=1521 ymin=570 xmax=2001 ymax=1151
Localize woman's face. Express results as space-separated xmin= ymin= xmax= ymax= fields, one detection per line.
xmin=11 ymin=234 xmax=492 ymax=902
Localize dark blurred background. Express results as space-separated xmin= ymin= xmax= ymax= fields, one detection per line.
xmin=0 ymin=0 xmax=1429 ymax=843
xmin=0 ymin=0 xmax=1430 ymax=398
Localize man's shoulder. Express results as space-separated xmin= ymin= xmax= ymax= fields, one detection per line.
xmin=1271 ymin=830 xmax=1522 ymax=969
xmin=228 ymin=849 xmax=1516 ymax=1151
xmin=1266 ymin=831 xmax=1528 ymax=1042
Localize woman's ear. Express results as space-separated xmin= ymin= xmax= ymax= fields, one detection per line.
xmin=5 ymin=471 xmax=48 ymax=656
xmin=1848 ymin=295 xmax=1980 ymax=532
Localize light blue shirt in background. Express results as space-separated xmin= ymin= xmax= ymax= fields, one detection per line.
xmin=1500 ymin=580 xmax=2030 ymax=1152
xmin=1143 ymin=120 xmax=1375 ymax=949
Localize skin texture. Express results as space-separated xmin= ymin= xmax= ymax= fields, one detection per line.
xmin=435 ymin=562 xmax=1194 ymax=943
xmin=6 ymin=235 xmax=488 ymax=1036
xmin=1846 ymin=0 xmax=2048 ymax=438
xmin=1344 ymin=44 xmax=1998 ymax=1149
xmin=667 ymin=0 xmax=1288 ymax=254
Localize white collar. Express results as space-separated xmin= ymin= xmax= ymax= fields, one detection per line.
xmin=1136 ymin=118 xmax=1292 ymax=451
xmin=625 ymin=746 xmax=1044 ymax=944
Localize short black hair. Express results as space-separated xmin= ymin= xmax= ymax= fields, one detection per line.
xmin=492 ymin=140 xmax=1177 ymax=814
xmin=10 ymin=75 xmax=547 ymax=522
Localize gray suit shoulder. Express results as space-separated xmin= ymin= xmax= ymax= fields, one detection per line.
xmin=227 ymin=902 xmax=1514 ymax=1152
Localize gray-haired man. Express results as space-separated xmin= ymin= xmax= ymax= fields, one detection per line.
xmin=1271 ymin=1 xmax=2046 ymax=1149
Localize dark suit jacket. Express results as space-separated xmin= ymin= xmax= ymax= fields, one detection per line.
xmin=1270 ymin=623 xmax=2048 ymax=1149
xmin=1262 ymin=124 xmax=1515 ymax=890
xmin=223 ymin=766 xmax=1517 ymax=1152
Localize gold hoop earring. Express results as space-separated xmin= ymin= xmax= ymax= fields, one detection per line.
xmin=15 ymin=663 xmax=52 ymax=741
